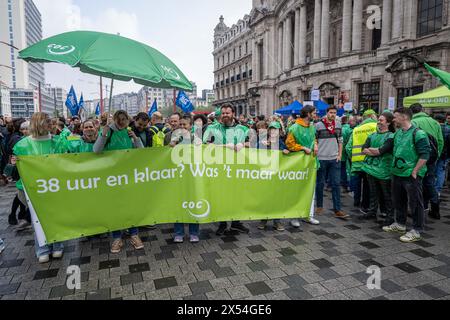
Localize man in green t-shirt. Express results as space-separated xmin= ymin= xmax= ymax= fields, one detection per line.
xmin=203 ymin=104 xmax=250 ymax=236
xmin=383 ymin=108 xmax=431 ymax=243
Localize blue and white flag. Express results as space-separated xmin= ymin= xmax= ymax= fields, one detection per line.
xmin=78 ymin=94 xmax=85 ymax=114
xmin=176 ymin=91 xmax=195 ymax=113
xmin=95 ymin=102 xmax=101 ymax=116
xmin=148 ymin=99 xmax=158 ymax=117
xmin=65 ymin=86 xmax=79 ymax=117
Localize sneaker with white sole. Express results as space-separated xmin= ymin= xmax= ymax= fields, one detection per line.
xmin=52 ymin=251 xmax=63 ymax=259
xmin=174 ymin=236 xmax=184 ymax=243
xmin=382 ymin=223 xmax=407 ymax=234
xmin=274 ymin=222 xmax=285 ymax=232
xmin=38 ymin=255 xmax=50 ymax=264
xmin=400 ymin=230 xmax=422 ymax=243
xmin=111 ymin=239 xmax=124 ymax=254
xmin=290 ymin=219 xmax=301 ymax=228
xmin=190 ymin=235 xmax=200 ymax=243
xmin=130 ymin=235 xmax=144 ymax=250
xmin=304 ymin=218 xmax=320 ymax=225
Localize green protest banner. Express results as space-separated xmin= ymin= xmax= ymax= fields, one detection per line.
xmin=17 ymin=146 xmax=316 ymax=244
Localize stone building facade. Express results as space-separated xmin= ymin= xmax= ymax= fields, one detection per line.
xmin=213 ymin=0 xmax=450 ymax=116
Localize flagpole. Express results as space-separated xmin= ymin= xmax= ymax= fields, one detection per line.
xmin=173 ymin=89 xmax=176 ymax=113
xmin=108 ymin=79 xmax=114 ymax=114
xmin=146 ymin=88 xmax=149 ymax=113
xmin=100 ymin=76 xmax=103 ymax=114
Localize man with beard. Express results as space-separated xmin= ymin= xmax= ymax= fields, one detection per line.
xmin=203 ymin=104 xmax=250 ymax=236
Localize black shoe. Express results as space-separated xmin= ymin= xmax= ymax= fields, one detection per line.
xmin=8 ymin=214 xmax=18 ymax=226
xmin=429 ymin=203 xmax=441 ymax=220
xmin=216 ymin=224 xmax=227 ymax=236
xmin=359 ymin=208 xmax=370 ymax=215
xmin=230 ymin=222 xmax=249 ymax=234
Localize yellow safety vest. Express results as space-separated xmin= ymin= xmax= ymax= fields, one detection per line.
xmin=351 ymin=122 xmax=378 ymax=163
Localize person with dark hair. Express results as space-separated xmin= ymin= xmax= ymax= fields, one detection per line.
xmin=203 ymin=104 xmax=250 ymax=236
xmin=285 ymin=105 xmax=319 ymax=228
xmin=193 ymin=114 xmax=208 ymax=142
xmin=93 ymin=110 xmax=145 ymax=254
xmin=435 ymin=114 xmax=450 ymax=197
xmin=131 ymin=112 xmax=152 ymax=148
xmin=361 ymin=112 xmax=395 ymax=224
xmin=315 ymin=106 xmax=347 ymax=220
xmin=383 ymin=108 xmax=431 ymax=243
xmin=410 ymin=104 xmax=444 ymax=220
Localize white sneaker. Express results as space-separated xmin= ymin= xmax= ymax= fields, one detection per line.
xmin=52 ymin=251 xmax=63 ymax=259
xmin=382 ymin=223 xmax=407 ymax=234
xmin=290 ymin=219 xmax=301 ymax=228
xmin=38 ymin=255 xmax=50 ymax=264
xmin=304 ymin=218 xmax=320 ymax=225
xmin=400 ymin=230 xmax=422 ymax=243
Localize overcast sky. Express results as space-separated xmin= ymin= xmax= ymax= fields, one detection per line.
xmin=34 ymin=0 xmax=252 ymax=99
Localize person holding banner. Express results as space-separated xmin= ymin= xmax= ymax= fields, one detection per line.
xmin=66 ymin=119 xmax=99 ymax=153
xmin=13 ymin=112 xmax=65 ymax=263
xmin=93 ymin=110 xmax=145 ymax=254
xmin=203 ymin=104 xmax=250 ymax=236
xmin=170 ymin=116 xmax=201 ymax=243
xmin=285 ymin=105 xmax=320 ymax=228
xmin=258 ymin=122 xmax=290 ymax=232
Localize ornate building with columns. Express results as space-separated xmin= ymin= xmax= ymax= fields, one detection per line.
xmin=213 ymin=0 xmax=450 ymax=116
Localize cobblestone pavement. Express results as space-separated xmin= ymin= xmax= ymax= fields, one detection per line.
xmin=0 ymin=184 xmax=450 ymax=300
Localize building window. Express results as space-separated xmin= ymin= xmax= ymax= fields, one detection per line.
xmin=397 ymin=87 xmax=423 ymax=108
xmin=417 ymin=0 xmax=442 ymax=37
xmin=358 ymin=82 xmax=380 ymax=114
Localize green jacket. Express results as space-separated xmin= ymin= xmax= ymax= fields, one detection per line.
xmin=203 ymin=122 xmax=248 ymax=145
xmin=412 ymin=112 xmax=444 ymax=157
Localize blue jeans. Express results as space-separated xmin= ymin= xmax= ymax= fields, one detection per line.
xmin=174 ymin=224 xmax=199 ymax=237
xmin=316 ymin=160 xmax=341 ymax=212
xmin=112 ymin=228 xmax=139 ymax=239
xmin=34 ymin=233 xmax=64 ymax=258
xmin=435 ymin=159 xmax=449 ymax=194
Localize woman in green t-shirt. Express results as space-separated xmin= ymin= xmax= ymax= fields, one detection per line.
xmin=13 ymin=112 xmax=64 ymax=264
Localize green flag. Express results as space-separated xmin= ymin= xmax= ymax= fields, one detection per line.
xmin=425 ymin=63 xmax=450 ymax=90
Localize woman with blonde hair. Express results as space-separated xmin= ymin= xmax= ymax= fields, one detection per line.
xmin=13 ymin=112 xmax=65 ymax=263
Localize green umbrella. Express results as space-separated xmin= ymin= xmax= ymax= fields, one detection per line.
xmin=18 ymin=30 xmax=193 ymax=91
xmin=424 ymin=63 xmax=450 ymax=90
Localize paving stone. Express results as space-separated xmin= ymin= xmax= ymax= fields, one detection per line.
xmin=189 ymin=281 xmax=214 ymax=295
xmin=303 ymin=283 xmax=329 ymax=297
xmin=154 ymin=276 xmax=178 ymax=290
xmin=120 ymin=273 xmax=143 ymax=286
xmin=245 ymin=281 xmax=273 ymax=296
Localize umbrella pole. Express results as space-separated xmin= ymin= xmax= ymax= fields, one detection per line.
xmin=108 ymin=79 xmax=114 ymax=114
xmin=100 ymin=76 xmax=103 ymax=115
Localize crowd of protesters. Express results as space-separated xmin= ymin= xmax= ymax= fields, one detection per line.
xmin=0 ymin=103 xmax=449 ymax=263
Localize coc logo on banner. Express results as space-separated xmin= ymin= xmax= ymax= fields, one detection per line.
xmin=182 ymin=200 xmax=211 ymax=219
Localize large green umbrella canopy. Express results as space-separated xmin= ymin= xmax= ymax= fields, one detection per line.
xmin=403 ymin=86 xmax=450 ymax=108
xmin=424 ymin=63 xmax=450 ymax=91
xmin=18 ymin=30 xmax=193 ymax=91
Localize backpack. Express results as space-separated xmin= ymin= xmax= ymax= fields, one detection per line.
xmin=150 ymin=126 xmax=168 ymax=147
xmin=413 ymin=128 xmax=438 ymax=166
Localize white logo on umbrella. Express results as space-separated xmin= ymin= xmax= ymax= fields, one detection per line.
xmin=161 ymin=65 xmax=181 ymax=80
xmin=47 ymin=44 xmax=76 ymax=55
xmin=182 ymin=200 xmax=211 ymax=219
